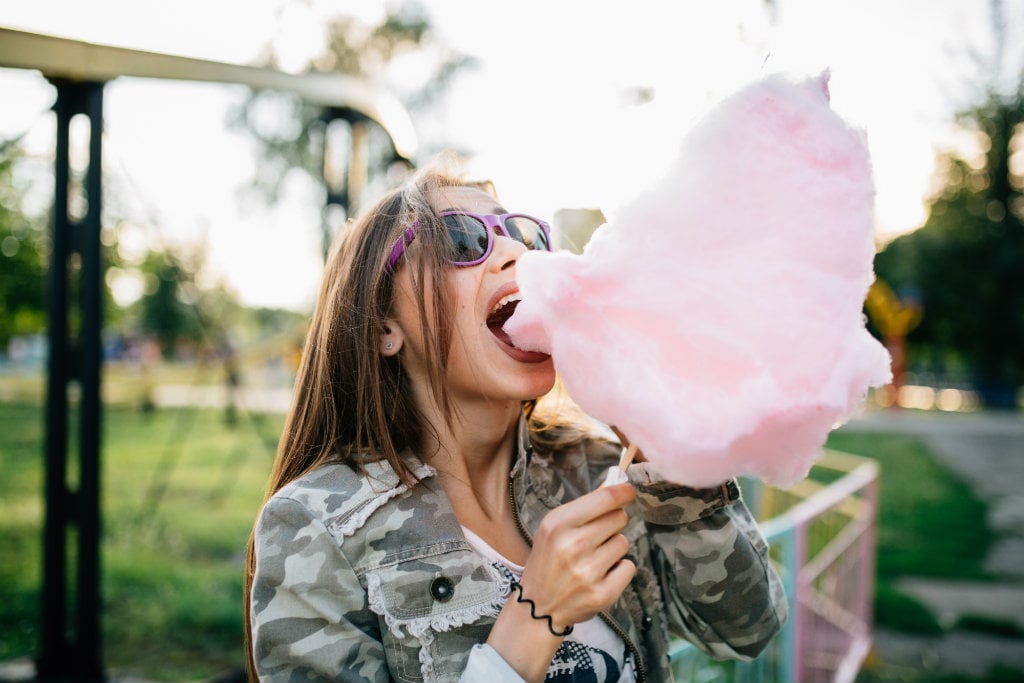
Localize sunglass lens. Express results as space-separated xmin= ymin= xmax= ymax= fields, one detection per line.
xmin=443 ymin=214 xmax=489 ymax=263
xmin=506 ymin=216 xmax=549 ymax=251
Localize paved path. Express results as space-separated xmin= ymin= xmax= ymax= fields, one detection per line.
xmin=840 ymin=409 xmax=1024 ymax=677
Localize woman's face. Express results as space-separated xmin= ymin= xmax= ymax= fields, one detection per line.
xmin=389 ymin=185 xmax=556 ymax=410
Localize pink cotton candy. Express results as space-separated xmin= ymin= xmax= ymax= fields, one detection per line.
xmin=505 ymin=72 xmax=892 ymax=488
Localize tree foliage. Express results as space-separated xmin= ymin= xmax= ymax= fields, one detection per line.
xmin=314 ymin=5 xmax=431 ymax=78
xmin=135 ymin=249 xmax=195 ymax=357
xmin=874 ymin=90 xmax=1024 ymax=405
xmin=0 ymin=143 xmax=47 ymax=350
xmin=231 ymin=1 xmax=474 ymax=209
xmin=129 ymin=244 xmax=245 ymax=359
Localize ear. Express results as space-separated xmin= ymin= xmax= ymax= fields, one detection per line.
xmin=380 ymin=321 xmax=403 ymax=357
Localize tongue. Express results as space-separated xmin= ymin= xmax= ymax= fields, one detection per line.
xmin=490 ymin=324 xmax=515 ymax=347
xmin=487 ymin=300 xmax=519 ymax=347
xmin=489 ymin=300 xmax=551 ymax=362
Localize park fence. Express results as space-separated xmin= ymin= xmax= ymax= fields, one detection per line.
xmin=669 ymin=450 xmax=880 ymax=683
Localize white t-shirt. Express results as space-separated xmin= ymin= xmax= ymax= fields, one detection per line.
xmin=461 ymin=526 xmax=637 ymax=683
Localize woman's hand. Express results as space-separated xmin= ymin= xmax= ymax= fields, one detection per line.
xmin=518 ymin=481 xmax=636 ymax=631
xmin=484 ymin=482 xmax=636 ymax=682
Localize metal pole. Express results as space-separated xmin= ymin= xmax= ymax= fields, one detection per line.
xmin=347 ymin=119 xmax=368 ymax=220
xmin=319 ymin=107 xmax=378 ymax=259
xmin=39 ymin=78 xmax=74 ymax=681
xmin=38 ymin=78 xmax=106 ymax=683
xmin=75 ymin=81 xmax=104 ymax=680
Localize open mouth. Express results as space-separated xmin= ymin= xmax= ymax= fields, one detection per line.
xmin=484 ymin=289 xmax=549 ymax=363
xmin=486 ymin=293 xmax=521 ymax=347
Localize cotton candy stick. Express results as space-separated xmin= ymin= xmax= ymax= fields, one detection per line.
xmin=600 ymin=443 xmax=637 ymax=488
xmin=618 ymin=443 xmax=639 ymax=472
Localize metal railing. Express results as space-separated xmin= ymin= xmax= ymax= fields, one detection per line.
xmin=669 ymin=450 xmax=879 ymax=683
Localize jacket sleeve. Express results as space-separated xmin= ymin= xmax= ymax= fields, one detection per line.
xmin=461 ymin=644 xmax=530 ymax=682
xmin=626 ymin=462 xmax=788 ymax=661
xmin=250 ymin=495 xmax=390 ymax=682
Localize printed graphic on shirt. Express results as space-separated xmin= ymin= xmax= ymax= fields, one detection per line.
xmin=546 ymin=639 xmax=629 ymax=683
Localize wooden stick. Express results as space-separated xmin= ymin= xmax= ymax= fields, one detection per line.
xmin=618 ymin=443 xmax=639 ymax=471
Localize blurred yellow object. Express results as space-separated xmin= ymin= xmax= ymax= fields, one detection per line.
xmin=866 ymin=279 xmax=922 ymax=338
xmin=865 ymin=278 xmax=923 ymax=403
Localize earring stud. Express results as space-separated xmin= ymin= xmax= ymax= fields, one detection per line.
xmin=385 ymin=342 xmax=394 ymax=350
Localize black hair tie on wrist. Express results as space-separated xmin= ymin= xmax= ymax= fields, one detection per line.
xmin=509 ymin=580 xmax=574 ymax=637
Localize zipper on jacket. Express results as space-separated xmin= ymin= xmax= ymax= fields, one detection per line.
xmin=508 ymin=476 xmax=648 ymax=683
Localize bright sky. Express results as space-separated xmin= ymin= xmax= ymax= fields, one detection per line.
xmin=0 ymin=0 xmax=1014 ymax=311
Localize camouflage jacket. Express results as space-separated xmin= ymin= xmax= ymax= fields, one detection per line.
xmin=250 ymin=418 xmax=787 ymax=682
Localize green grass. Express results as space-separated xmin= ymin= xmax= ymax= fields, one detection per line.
xmin=954 ymin=614 xmax=1024 ymax=639
xmin=0 ymin=399 xmax=280 ymax=680
xmin=870 ymin=583 xmax=943 ymax=635
xmin=825 ymin=429 xmax=994 ymax=581
xmin=858 ymin=665 xmax=1024 ymax=683
xmin=0 ymin=401 xmax=45 ymax=662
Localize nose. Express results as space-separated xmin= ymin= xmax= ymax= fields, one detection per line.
xmin=490 ymin=226 xmax=526 ymax=271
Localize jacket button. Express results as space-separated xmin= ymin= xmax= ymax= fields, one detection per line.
xmin=642 ymin=615 xmax=653 ymax=630
xmin=430 ymin=576 xmax=455 ymax=602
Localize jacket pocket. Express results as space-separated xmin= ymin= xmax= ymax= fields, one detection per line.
xmin=364 ymin=550 xmax=507 ymax=682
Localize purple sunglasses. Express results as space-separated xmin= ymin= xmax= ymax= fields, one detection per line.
xmin=386 ymin=211 xmax=552 ymax=273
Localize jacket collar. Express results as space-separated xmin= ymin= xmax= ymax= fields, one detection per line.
xmin=510 ymin=412 xmax=534 ymax=517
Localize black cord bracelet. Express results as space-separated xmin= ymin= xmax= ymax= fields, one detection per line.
xmin=509 ymin=580 xmax=573 ymax=637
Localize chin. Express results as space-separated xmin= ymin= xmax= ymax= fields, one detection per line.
xmin=521 ymin=364 xmax=557 ymax=400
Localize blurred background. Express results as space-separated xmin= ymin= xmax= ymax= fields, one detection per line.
xmin=1 ymin=1 xmax=1023 ymax=682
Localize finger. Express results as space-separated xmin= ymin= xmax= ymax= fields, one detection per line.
xmin=582 ymin=508 xmax=630 ymax=549
xmin=590 ymin=533 xmax=630 ymax=575
xmin=587 ymin=482 xmax=635 ymax=513
xmin=601 ymin=557 xmax=637 ymax=594
xmin=548 ymin=483 xmax=634 ymax=529
xmin=599 ymin=482 xmax=636 ymax=509
xmin=578 ymin=558 xmax=636 ymax=617
xmin=555 ymin=508 xmax=629 ymax=562
xmin=557 ymin=536 xmax=630 ymax=609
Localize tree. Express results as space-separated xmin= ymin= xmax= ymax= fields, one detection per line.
xmin=0 ymin=141 xmax=47 ymax=351
xmin=132 ymin=244 xmax=243 ymax=359
xmin=230 ymin=0 xmax=474 ymax=254
xmin=874 ymin=85 xmax=1024 ymax=407
xmin=135 ymin=249 xmax=194 ymax=358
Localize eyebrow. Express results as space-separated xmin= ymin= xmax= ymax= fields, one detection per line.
xmin=440 ymin=207 xmax=508 ymax=215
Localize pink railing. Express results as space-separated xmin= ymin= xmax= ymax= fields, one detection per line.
xmin=669 ymin=450 xmax=880 ymax=683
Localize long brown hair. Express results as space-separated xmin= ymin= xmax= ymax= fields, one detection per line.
xmin=243 ymin=161 xmax=482 ymax=678
xmin=267 ymin=165 xmax=470 ymax=491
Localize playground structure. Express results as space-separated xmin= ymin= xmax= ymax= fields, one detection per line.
xmin=671 ymin=450 xmax=879 ymax=683
xmin=0 ymin=27 xmax=416 ymax=681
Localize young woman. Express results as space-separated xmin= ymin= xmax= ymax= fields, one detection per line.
xmin=245 ymin=162 xmax=787 ymax=683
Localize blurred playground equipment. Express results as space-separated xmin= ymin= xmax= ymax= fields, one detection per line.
xmin=671 ymin=450 xmax=879 ymax=683
xmin=0 ymin=27 xmax=415 ymax=681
